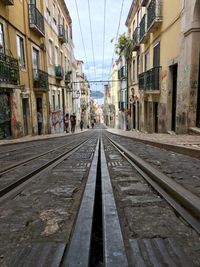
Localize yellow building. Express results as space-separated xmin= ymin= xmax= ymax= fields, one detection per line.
xmin=126 ymin=0 xmax=200 ymax=134
xmin=0 ymin=0 xmax=49 ymax=138
xmin=76 ymin=60 xmax=90 ymax=128
xmin=44 ymin=0 xmax=76 ymax=133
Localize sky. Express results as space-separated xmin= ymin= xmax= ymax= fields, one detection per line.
xmin=65 ymin=0 xmax=132 ymax=104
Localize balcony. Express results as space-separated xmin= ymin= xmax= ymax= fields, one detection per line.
xmin=1 ymin=0 xmax=14 ymax=5
xmin=138 ymin=66 xmax=161 ymax=92
xmin=65 ymin=70 xmax=72 ymax=83
xmin=58 ymin=25 xmax=67 ymax=44
xmin=132 ymin=27 xmax=140 ymax=50
xmin=33 ymin=68 xmax=48 ymax=91
xmin=0 ymin=52 xmax=19 ymax=86
xmin=29 ymin=4 xmax=45 ymax=37
xmin=139 ymin=14 xmax=147 ymax=43
xmin=140 ymin=0 xmax=148 ymax=6
xmin=118 ymin=66 xmax=126 ymax=80
xmin=55 ymin=65 xmax=64 ymax=80
xmin=147 ymin=0 xmax=162 ymax=32
xmin=119 ymin=101 xmax=125 ymax=111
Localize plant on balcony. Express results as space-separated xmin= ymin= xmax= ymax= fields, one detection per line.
xmin=115 ymin=33 xmax=133 ymax=60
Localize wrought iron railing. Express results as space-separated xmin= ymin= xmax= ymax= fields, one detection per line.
xmin=0 ymin=52 xmax=19 ymax=85
xmin=138 ymin=72 xmax=146 ymax=90
xmin=132 ymin=27 xmax=140 ymax=49
xmin=147 ymin=0 xmax=162 ymax=30
xmin=29 ymin=4 xmax=45 ymax=36
xmin=55 ymin=65 xmax=64 ymax=80
xmin=140 ymin=0 xmax=148 ymax=6
xmin=139 ymin=14 xmax=146 ymax=41
xmin=2 ymin=0 xmax=14 ymax=5
xmin=33 ymin=68 xmax=48 ymax=90
xmin=58 ymin=25 xmax=67 ymax=44
xmin=138 ymin=66 xmax=161 ymax=91
xmin=118 ymin=66 xmax=126 ymax=80
xmin=65 ymin=70 xmax=72 ymax=83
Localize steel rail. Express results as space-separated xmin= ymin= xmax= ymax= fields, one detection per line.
xmin=107 ymin=136 xmax=200 ymax=234
xmin=0 ymin=139 xmax=88 ymax=176
xmin=0 ymin=139 xmax=89 ymax=204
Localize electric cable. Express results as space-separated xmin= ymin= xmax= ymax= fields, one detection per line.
xmin=102 ymin=0 xmax=106 ymax=80
xmin=88 ymin=0 xmax=97 ymax=80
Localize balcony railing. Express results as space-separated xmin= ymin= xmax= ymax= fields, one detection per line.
xmin=118 ymin=66 xmax=126 ymax=80
xmin=147 ymin=0 xmax=162 ymax=31
xmin=29 ymin=4 xmax=45 ymax=37
xmin=140 ymin=0 xmax=148 ymax=6
xmin=33 ymin=68 xmax=48 ymax=90
xmin=0 ymin=52 xmax=19 ymax=85
xmin=55 ymin=65 xmax=64 ymax=80
xmin=58 ymin=25 xmax=67 ymax=44
xmin=138 ymin=66 xmax=161 ymax=91
xmin=65 ymin=70 xmax=72 ymax=83
xmin=1 ymin=0 xmax=14 ymax=5
xmin=139 ymin=14 xmax=147 ymax=43
xmin=132 ymin=27 xmax=140 ymax=50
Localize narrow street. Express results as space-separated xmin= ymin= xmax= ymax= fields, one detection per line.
xmin=0 ymin=127 xmax=199 ymax=266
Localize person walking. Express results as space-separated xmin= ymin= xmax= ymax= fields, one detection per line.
xmin=80 ymin=119 xmax=84 ymax=131
xmin=37 ymin=108 xmax=43 ymax=135
xmin=70 ymin=114 xmax=76 ymax=133
xmin=64 ymin=113 xmax=69 ymax=133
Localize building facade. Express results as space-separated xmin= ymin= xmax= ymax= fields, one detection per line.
xmin=126 ymin=0 xmax=200 ymax=134
xmin=0 ymin=0 xmax=49 ymax=138
xmin=44 ymin=0 xmax=75 ymax=134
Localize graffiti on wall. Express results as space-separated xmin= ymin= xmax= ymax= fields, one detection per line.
xmin=50 ymin=109 xmax=64 ymax=133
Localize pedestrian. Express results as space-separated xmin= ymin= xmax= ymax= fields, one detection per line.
xmin=64 ymin=113 xmax=69 ymax=133
xmin=37 ymin=108 xmax=43 ymax=135
xmin=80 ymin=119 xmax=84 ymax=131
xmin=70 ymin=114 xmax=76 ymax=133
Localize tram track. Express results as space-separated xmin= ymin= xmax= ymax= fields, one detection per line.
xmin=0 ymin=138 xmax=91 ymax=204
xmin=0 ymin=130 xmax=199 ymax=266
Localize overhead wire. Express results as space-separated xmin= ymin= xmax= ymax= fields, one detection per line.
xmin=108 ymin=0 xmax=125 ymax=81
xmin=102 ymin=0 xmax=107 ymax=80
xmin=87 ymin=0 xmax=97 ymax=81
xmin=74 ymin=0 xmax=91 ymax=79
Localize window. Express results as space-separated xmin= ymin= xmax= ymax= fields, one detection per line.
xmin=16 ymin=35 xmax=25 ymax=68
xmin=48 ymin=40 xmax=53 ymax=64
xmin=69 ymin=24 xmax=72 ymax=40
xmin=132 ymin=59 xmax=135 ymax=81
xmin=64 ymin=56 xmax=67 ymax=72
xmin=58 ymin=92 xmax=60 ymax=109
xmin=60 ymin=51 xmax=63 ymax=67
xmin=55 ymin=46 xmax=58 ymax=65
xmin=144 ymin=51 xmax=150 ymax=71
xmin=0 ymin=23 xmax=5 ymax=54
xmin=32 ymin=47 xmax=39 ymax=69
xmin=53 ymin=0 xmax=56 ymax=18
xmin=52 ymin=95 xmax=55 ymax=111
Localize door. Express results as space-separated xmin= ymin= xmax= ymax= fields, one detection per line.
xmin=0 ymin=23 xmax=5 ymax=54
xmin=153 ymin=102 xmax=158 ymax=133
xmin=22 ymin=99 xmax=29 ymax=135
xmin=0 ymin=93 xmax=11 ymax=139
xmin=171 ymin=64 xmax=178 ymax=131
xmin=153 ymin=42 xmax=160 ymax=67
xmin=196 ymin=55 xmax=200 ymax=127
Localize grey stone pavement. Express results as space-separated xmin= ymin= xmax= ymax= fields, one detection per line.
xmin=0 ymin=126 xmax=200 ymax=153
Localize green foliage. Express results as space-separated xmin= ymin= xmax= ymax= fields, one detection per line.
xmin=115 ymin=33 xmax=133 ymax=60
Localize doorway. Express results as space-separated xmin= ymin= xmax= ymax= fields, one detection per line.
xmin=22 ymin=98 xmax=29 ymax=135
xmin=196 ymin=55 xmax=200 ymax=128
xmin=153 ymin=102 xmax=158 ymax=133
xmin=171 ymin=64 xmax=178 ymax=131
